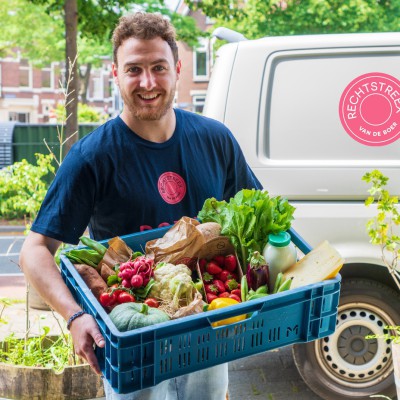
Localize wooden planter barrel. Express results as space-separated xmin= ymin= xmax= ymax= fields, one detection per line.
xmin=0 ymin=362 xmax=104 ymax=400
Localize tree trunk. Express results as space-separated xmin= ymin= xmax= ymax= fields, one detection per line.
xmin=64 ymin=0 xmax=79 ymax=156
xmin=79 ymin=63 xmax=92 ymax=104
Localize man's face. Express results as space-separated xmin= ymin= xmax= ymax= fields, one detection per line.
xmin=112 ymin=37 xmax=181 ymax=121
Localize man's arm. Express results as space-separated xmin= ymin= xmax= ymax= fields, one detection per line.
xmin=20 ymin=231 xmax=105 ymax=374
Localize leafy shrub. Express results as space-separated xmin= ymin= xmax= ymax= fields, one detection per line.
xmin=0 ymin=330 xmax=76 ymax=372
xmin=0 ymin=153 xmax=55 ymax=221
xmin=54 ymin=102 xmax=107 ymax=123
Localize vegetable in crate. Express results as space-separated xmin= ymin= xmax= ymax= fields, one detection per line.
xmin=204 ymin=297 xmax=246 ymax=327
xmin=117 ymin=256 xmax=154 ymax=289
xmin=109 ymin=302 xmax=170 ymax=332
xmin=198 ymin=189 xmax=295 ymax=270
xmin=74 ymin=264 xmax=108 ymax=301
xmin=149 ymin=263 xmax=196 ymax=313
xmin=246 ymin=251 xmax=269 ymax=292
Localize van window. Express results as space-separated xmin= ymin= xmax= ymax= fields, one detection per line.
xmin=265 ymin=52 xmax=400 ymax=164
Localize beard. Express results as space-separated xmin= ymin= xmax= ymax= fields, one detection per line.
xmin=121 ymin=87 xmax=176 ymax=121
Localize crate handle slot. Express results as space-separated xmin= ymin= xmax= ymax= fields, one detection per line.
xmin=206 ymin=302 xmax=264 ymax=329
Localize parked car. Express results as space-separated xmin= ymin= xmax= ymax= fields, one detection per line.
xmin=204 ymin=28 xmax=400 ymax=399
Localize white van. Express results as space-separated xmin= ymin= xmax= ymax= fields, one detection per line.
xmin=203 ymin=29 xmax=400 ymax=400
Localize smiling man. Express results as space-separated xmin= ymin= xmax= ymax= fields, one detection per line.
xmin=20 ymin=12 xmax=261 ymax=400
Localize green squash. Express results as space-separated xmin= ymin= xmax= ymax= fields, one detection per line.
xmin=109 ymin=302 xmax=170 ymax=332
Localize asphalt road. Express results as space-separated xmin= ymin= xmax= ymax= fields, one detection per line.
xmin=0 ymin=234 xmax=24 ymax=274
xmin=228 ymin=347 xmax=323 ymax=400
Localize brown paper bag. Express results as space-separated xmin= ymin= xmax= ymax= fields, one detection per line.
xmin=145 ymin=217 xmax=205 ymax=268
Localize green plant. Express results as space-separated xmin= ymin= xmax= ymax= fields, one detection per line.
xmin=0 ymin=325 xmax=81 ymax=373
xmin=363 ymin=170 xmax=400 ymax=384
xmin=0 ymin=295 xmax=82 ymax=372
xmin=0 ymin=56 xmax=85 ymax=374
xmin=0 ymin=298 xmax=21 ymax=325
xmin=363 ymin=170 xmax=400 ymax=289
xmin=0 ymin=154 xmax=55 ymax=224
xmin=53 ymin=102 xmax=107 ymax=124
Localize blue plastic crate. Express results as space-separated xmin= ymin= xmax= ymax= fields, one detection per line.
xmin=60 ymin=226 xmax=341 ymax=394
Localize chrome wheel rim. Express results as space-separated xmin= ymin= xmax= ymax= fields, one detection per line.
xmin=314 ymin=302 xmax=395 ymax=389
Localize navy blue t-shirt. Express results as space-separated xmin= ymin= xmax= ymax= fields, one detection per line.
xmin=32 ymin=109 xmax=261 ymax=244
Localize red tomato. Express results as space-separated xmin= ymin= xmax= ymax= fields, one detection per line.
xmin=110 ymin=284 xmax=124 ymax=298
xmin=144 ymin=298 xmax=160 ymax=308
xmin=117 ymin=292 xmax=136 ymax=303
xmin=99 ymin=292 xmax=117 ymax=307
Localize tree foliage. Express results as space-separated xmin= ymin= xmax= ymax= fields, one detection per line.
xmin=1 ymin=0 xmax=204 ymax=152
xmin=189 ymin=0 xmax=400 ymax=39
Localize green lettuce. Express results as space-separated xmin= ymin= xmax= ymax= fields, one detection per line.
xmin=198 ymin=189 xmax=295 ymax=271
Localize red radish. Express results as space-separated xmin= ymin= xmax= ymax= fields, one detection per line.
xmin=119 ymin=268 xmax=134 ymax=280
xmin=206 ymin=261 xmax=222 ymax=275
xmin=121 ymin=279 xmax=131 ymax=288
xmin=131 ymin=274 xmax=144 ymax=288
xmin=206 ymin=293 xmax=218 ymax=303
xmin=212 ymin=255 xmax=225 ymax=268
xmin=229 ymin=294 xmax=241 ymax=302
xmin=119 ymin=262 xmax=134 ymax=272
xmin=213 ymin=279 xmax=226 ymax=293
xmin=224 ymin=255 xmax=237 ymax=272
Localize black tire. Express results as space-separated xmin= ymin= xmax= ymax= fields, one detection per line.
xmin=292 ymin=278 xmax=400 ymax=400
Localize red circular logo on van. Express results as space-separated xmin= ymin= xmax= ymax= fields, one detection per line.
xmin=339 ymin=72 xmax=400 ymax=146
xmin=158 ymin=172 xmax=186 ymax=204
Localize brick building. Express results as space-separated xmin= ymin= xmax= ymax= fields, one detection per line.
xmin=175 ymin=2 xmax=214 ymax=113
xmin=0 ymin=53 xmax=114 ymax=123
xmin=0 ymin=6 xmax=213 ymax=123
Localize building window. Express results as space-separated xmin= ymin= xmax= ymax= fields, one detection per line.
xmin=41 ymin=66 xmax=52 ymax=89
xmin=19 ymin=59 xmax=31 ymax=88
xmin=192 ymin=95 xmax=206 ymax=114
xmin=9 ymin=112 xmax=30 ymax=123
xmin=193 ymin=39 xmax=210 ymax=81
xmin=92 ymin=77 xmax=103 ymax=99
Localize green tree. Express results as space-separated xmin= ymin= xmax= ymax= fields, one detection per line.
xmin=1 ymin=0 xmax=203 ymax=153
xmin=189 ymin=0 xmax=400 ymax=40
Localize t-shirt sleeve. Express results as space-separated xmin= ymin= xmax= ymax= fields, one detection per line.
xmin=222 ymin=130 xmax=263 ymax=199
xmin=31 ymin=145 xmax=96 ymax=244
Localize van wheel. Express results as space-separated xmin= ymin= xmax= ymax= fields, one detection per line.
xmin=292 ymin=278 xmax=400 ymax=399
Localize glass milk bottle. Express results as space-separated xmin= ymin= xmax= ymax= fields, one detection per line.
xmin=263 ymin=231 xmax=297 ymax=292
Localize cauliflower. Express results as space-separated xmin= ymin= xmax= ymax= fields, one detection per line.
xmin=149 ymin=263 xmax=195 ymax=310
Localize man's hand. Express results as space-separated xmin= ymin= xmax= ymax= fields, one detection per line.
xmin=69 ymin=313 xmax=105 ymax=375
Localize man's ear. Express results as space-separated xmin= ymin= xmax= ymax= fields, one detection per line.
xmin=176 ymin=60 xmax=182 ymax=77
xmin=112 ymin=63 xmax=119 ymax=85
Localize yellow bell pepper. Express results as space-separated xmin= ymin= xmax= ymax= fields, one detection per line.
xmin=206 ymin=297 xmax=246 ymax=327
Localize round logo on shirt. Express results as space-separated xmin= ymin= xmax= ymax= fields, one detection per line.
xmin=158 ymin=172 xmax=186 ymax=204
xmin=339 ymin=72 xmax=400 ymax=146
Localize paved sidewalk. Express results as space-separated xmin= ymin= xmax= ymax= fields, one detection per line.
xmin=0 ymin=275 xmax=64 ymax=341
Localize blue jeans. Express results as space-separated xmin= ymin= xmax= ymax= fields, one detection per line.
xmin=103 ymin=363 xmax=229 ymax=400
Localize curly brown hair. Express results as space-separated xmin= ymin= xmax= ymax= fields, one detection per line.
xmin=112 ymin=12 xmax=179 ymax=66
